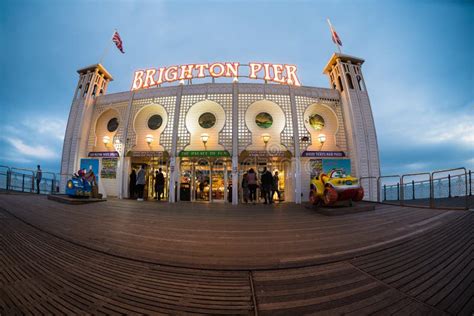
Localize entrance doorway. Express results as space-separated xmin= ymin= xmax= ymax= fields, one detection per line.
xmin=178 ymin=158 xmax=231 ymax=202
xmin=239 ymin=157 xmax=290 ymax=203
xmin=131 ymin=156 xmax=169 ymax=200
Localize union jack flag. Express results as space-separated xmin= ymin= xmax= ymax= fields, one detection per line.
xmin=331 ymin=29 xmax=342 ymax=46
xmin=327 ymin=19 xmax=343 ymax=46
xmin=112 ymin=31 xmax=124 ymax=54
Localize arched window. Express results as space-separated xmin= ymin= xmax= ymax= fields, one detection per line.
xmin=337 ymin=76 xmax=344 ymax=92
xmin=83 ymin=83 xmax=89 ymax=97
xmin=357 ymin=75 xmax=365 ymax=91
xmin=76 ymin=85 xmax=82 ymax=99
xmin=92 ymin=84 xmax=97 ymax=97
xmin=99 ymin=89 xmax=104 ymax=95
xmin=345 ymin=73 xmax=354 ymax=89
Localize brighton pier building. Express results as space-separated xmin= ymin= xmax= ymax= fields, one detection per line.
xmin=60 ymin=53 xmax=380 ymax=204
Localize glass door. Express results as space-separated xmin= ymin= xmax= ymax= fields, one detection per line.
xmin=267 ymin=160 xmax=286 ymax=202
xmin=179 ymin=159 xmax=192 ymax=201
xmin=212 ymin=160 xmax=227 ymax=202
xmin=195 ymin=159 xmax=210 ymax=201
xmin=149 ymin=157 xmax=169 ymax=201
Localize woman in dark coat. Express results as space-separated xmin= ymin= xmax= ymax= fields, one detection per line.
xmin=129 ymin=169 xmax=137 ymax=199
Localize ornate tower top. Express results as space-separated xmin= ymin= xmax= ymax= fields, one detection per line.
xmin=74 ymin=64 xmax=113 ymax=101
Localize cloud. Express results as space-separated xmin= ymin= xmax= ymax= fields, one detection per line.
xmin=0 ymin=152 xmax=33 ymax=164
xmin=23 ymin=118 xmax=66 ymax=141
xmin=412 ymin=113 xmax=474 ymax=146
xmin=374 ymin=96 xmax=474 ymax=148
xmin=3 ymin=137 xmax=57 ymax=159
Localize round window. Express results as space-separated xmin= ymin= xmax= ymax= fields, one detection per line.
xmin=147 ymin=114 xmax=163 ymax=130
xmin=255 ymin=112 xmax=273 ymax=129
xmin=199 ymin=112 xmax=216 ymax=129
xmin=309 ymin=114 xmax=325 ymax=131
xmin=107 ymin=118 xmax=119 ymax=132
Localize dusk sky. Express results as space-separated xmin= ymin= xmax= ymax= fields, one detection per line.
xmin=0 ymin=0 xmax=472 ymax=175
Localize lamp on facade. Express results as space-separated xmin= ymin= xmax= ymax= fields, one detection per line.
xmin=102 ymin=135 xmax=111 ymax=146
xmin=318 ymin=134 xmax=326 ymax=146
xmin=233 ymin=77 xmax=239 ymax=83
xmin=145 ymin=134 xmax=154 ymax=145
xmin=201 ymin=133 xmax=209 ymax=149
xmin=262 ymin=134 xmax=271 ymax=145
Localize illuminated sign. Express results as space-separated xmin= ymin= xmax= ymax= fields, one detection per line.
xmin=88 ymin=151 xmax=120 ymax=158
xmin=131 ymin=62 xmax=301 ymax=91
xmin=179 ymin=150 xmax=230 ymax=158
xmin=302 ymin=151 xmax=346 ymax=158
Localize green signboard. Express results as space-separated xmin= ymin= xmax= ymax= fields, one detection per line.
xmin=179 ymin=150 xmax=230 ymax=158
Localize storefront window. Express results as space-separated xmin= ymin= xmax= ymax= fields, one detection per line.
xmin=255 ymin=112 xmax=273 ymax=129
xmin=147 ymin=114 xmax=163 ymax=130
xmin=199 ymin=112 xmax=216 ymax=129
xmin=107 ymin=118 xmax=119 ymax=132
xmin=309 ymin=114 xmax=325 ymax=131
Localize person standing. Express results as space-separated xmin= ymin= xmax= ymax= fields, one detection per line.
xmin=260 ymin=167 xmax=273 ymax=204
xmin=272 ymin=171 xmax=281 ymax=202
xmin=129 ymin=169 xmax=136 ymax=199
xmin=247 ymin=168 xmax=257 ymax=205
xmin=136 ymin=164 xmax=146 ymax=201
xmin=155 ymin=168 xmax=165 ymax=201
xmin=36 ymin=165 xmax=42 ymax=194
xmin=241 ymin=173 xmax=249 ymax=203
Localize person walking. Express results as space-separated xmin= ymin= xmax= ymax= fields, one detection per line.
xmin=247 ymin=168 xmax=257 ymax=205
xmin=36 ymin=165 xmax=42 ymax=194
xmin=272 ymin=171 xmax=281 ymax=202
xmin=136 ymin=164 xmax=146 ymax=201
xmin=241 ymin=173 xmax=249 ymax=203
xmin=129 ymin=169 xmax=136 ymax=199
xmin=261 ymin=167 xmax=273 ymax=204
xmin=155 ymin=168 xmax=165 ymax=201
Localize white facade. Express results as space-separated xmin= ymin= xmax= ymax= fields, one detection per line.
xmin=60 ymin=53 xmax=380 ymax=203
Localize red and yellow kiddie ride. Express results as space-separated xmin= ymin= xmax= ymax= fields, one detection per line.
xmin=309 ymin=169 xmax=364 ymax=206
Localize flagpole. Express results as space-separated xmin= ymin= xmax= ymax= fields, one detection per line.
xmin=327 ymin=19 xmax=342 ymax=54
xmin=99 ymin=30 xmax=116 ymax=65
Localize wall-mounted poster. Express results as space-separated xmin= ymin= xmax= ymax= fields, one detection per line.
xmin=101 ymin=158 xmax=117 ymax=179
xmin=310 ymin=158 xmax=352 ymax=181
xmin=80 ymin=158 xmax=100 ymax=183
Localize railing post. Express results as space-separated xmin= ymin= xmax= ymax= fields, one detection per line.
xmin=465 ymin=170 xmax=469 ymax=210
xmin=412 ymin=180 xmax=415 ymax=200
xmin=397 ymin=183 xmax=400 ymax=201
xmin=400 ymin=177 xmax=404 ymax=206
xmin=6 ymin=170 xmax=10 ymax=190
xmin=383 ymin=184 xmax=386 ymax=201
xmin=429 ymin=174 xmax=434 ymax=208
xmin=448 ymin=174 xmax=452 ymax=198
xmin=32 ymin=175 xmax=35 ymax=193
xmin=22 ymin=174 xmax=25 ymax=192
xmin=469 ymin=170 xmax=472 ymax=196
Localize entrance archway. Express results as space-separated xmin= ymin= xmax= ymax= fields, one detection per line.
xmin=178 ymin=158 xmax=231 ymax=202
xmin=195 ymin=159 xmax=210 ymax=201
xmin=127 ymin=151 xmax=169 ymax=201
xmin=239 ymin=151 xmax=292 ymax=203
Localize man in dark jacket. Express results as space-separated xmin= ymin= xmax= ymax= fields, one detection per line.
xmin=260 ymin=167 xmax=273 ymax=204
xmin=155 ymin=168 xmax=165 ymax=201
xmin=36 ymin=165 xmax=42 ymax=194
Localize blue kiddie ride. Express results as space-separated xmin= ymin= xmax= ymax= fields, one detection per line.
xmin=66 ymin=169 xmax=96 ymax=197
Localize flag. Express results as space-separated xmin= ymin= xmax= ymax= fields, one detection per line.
xmin=327 ymin=19 xmax=342 ymax=46
xmin=112 ymin=30 xmax=125 ymax=54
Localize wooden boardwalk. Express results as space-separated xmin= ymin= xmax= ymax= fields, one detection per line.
xmin=0 ymin=194 xmax=467 ymax=269
xmin=1 ymin=194 xmax=473 ymax=314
